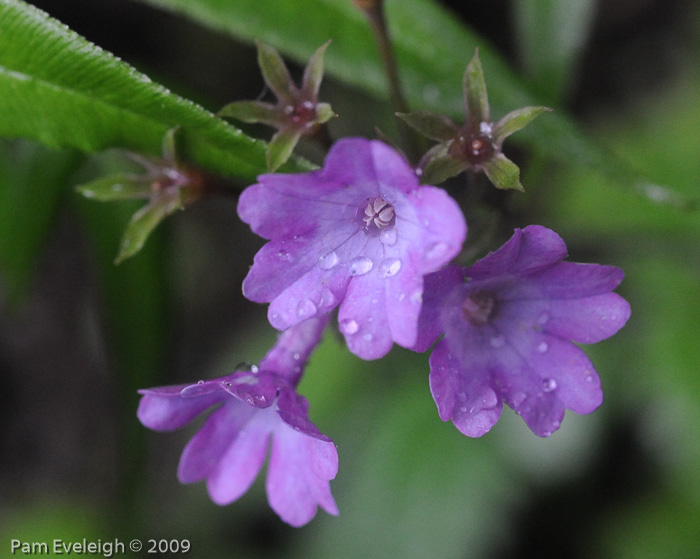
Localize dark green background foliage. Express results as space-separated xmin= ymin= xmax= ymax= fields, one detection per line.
xmin=1 ymin=1 xmax=699 ymax=557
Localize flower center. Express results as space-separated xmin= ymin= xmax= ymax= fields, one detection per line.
xmin=359 ymin=197 xmax=396 ymax=232
xmin=462 ymin=291 xmax=496 ymax=326
xmin=284 ymin=101 xmax=316 ymax=128
xmin=452 ymin=132 xmax=496 ymax=164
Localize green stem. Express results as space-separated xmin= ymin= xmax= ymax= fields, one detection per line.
xmin=356 ymin=0 xmax=425 ymax=161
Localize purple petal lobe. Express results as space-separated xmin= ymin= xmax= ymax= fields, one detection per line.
xmin=266 ymin=426 xmax=339 ymax=527
xmin=429 ymin=340 xmax=502 ymax=437
xmin=137 ymin=387 xmax=224 ymax=431
xmin=177 ymin=403 xmax=254 ymax=483
xmin=206 ymin=408 xmax=274 ymax=505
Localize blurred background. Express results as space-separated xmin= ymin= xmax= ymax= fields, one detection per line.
xmin=1 ymin=0 xmax=699 ymax=557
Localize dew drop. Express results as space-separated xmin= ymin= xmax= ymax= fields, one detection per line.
xmin=397 ymin=293 xmax=406 ymax=302
xmin=254 ymin=394 xmax=267 ymax=404
xmin=297 ymin=299 xmax=317 ymax=319
xmin=410 ymin=290 xmax=422 ymax=304
xmin=481 ymin=389 xmax=498 ymax=408
xmin=320 ymin=288 xmax=336 ymax=308
xmin=537 ymin=341 xmax=549 ymax=353
xmin=339 ymin=318 xmax=359 ymax=335
xmin=197 ymin=380 xmax=204 ymax=385
xmin=511 ymin=392 xmax=527 ymax=406
xmin=371 ymin=298 xmax=378 ymax=305
xmin=363 ymin=332 xmax=373 ymax=342
xmin=490 ymin=335 xmax=505 ymax=348
xmin=318 ymin=251 xmax=339 ymax=270
xmin=457 ymin=391 xmax=467 ymax=402
xmin=379 ymin=227 xmax=398 ymax=246
xmin=349 ymin=256 xmax=373 ymax=276
xmin=459 ymin=406 xmax=468 ymax=413
xmin=537 ymin=312 xmax=550 ymax=325
xmin=277 ymin=249 xmax=292 ymax=261
xmin=542 ymin=378 xmax=557 ymax=393
xmin=293 ymin=352 xmax=301 ymax=361
xmin=426 ymin=242 xmax=448 ymax=260
xmin=379 ymin=258 xmax=402 ymax=278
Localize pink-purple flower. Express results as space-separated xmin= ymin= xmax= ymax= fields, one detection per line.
xmin=136 ymin=317 xmax=337 ymax=527
xmin=238 ymin=137 xmax=467 ymax=360
xmin=415 ymin=225 xmax=631 ymax=437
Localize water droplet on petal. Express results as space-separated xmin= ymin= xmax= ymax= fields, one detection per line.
xmin=339 ymin=318 xmax=359 ymax=335
xmin=254 ymin=394 xmax=267 ymax=404
xmin=537 ymin=341 xmax=549 ymax=353
xmin=490 ymin=335 xmax=505 ymax=348
xmin=277 ymin=249 xmax=292 ymax=261
xmin=457 ymin=392 xmax=467 ymax=402
xmin=293 ymin=353 xmax=300 ymax=361
xmin=297 ymin=299 xmax=317 ymax=319
xmin=538 ymin=312 xmax=550 ymax=325
xmin=542 ymin=378 xmax=557 ymax=392
xmin=481 ymin=389 xmax=498 ymax=408
xmin=410 ymin=290 xmax=422 ymax=304
xmin=197 ymin=380 xmax=204 ymax=385
xmin=318 ymin=251 xmax=339 ymax=270
xmin=349 ymin=256 xmax=373 ymax=276
xmin=379 ymin=258 xmax=402 ymax=278
xmin=363 ymin=332 xmax=373 ymax=342
xmin=511 ymin=392 xmax=527 ymax=406
xmin=426 ymin=242 xmax=448 ymax=260
xmin=320 ymin=288 xmax=336 ymax=308
xmin=379 ymin=227 xmax=398 ymax=246
xmin=459 ymin=406 xmax=468 ymax=413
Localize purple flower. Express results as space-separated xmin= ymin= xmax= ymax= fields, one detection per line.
xmin=137 ymin=317 xmax=338 ymax=527
xmin=415 ymin=225 xmax=631 ymax=437
xmin=238 ymin=137 xmax=467 ymax=360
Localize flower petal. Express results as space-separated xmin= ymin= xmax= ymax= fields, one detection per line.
xmin=537 ymin=293 xmax=631 ymax=343
xmin=205 ymin=409 xmax=273 ymax=505
xmin=429 ymin=340 xmax=502 ymax=437
xmin=338 ymin=272 xmax=393 ymax=360
xmin=177 ymin=403 xmax=254 ymax=483
xmin=136 ymin=386 xmax=223 ymax=431
xmin=266 ymin=426 xmax=339 ymax=527
xmin=319 ymin=138 xmax=419 ymax=195
xmin=467 ymin=225 xmax=567 ymax=279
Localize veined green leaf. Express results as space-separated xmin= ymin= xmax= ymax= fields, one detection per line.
xmin=136 ymin=0 xmax=632 ymax=186
xmin=0 ymin=0 xmax=312 ymax=182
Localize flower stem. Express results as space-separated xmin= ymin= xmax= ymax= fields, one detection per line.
xmin=354 ymin=0 xmax=425 ymax=162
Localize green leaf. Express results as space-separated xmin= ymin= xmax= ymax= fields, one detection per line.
xmin=302 ymin=40 xmax=332 ymax=98
xmin=493 ymin=106 xmax=552 ymax=145
xmin=76 ymin=174 xmax=149 ymax=202
xmin=482 ymin=154 xmax=524 ymax=191
xmin=267 ymin=128 xmax=302 ymax=172
xmin=0 ymin=0 xmax=312 ymax=182
xmin=396 ymin=110 xmax=456 ymax=141
xmin=256 ymin=40 xmax=296 ymax=104
xmin=315 ymin=102 xmax=336 ymax=124
xmin=115 ymin=198 xmax=181 ymax=264
xmin=218 ymin=100 xmax=281 ymax=126
xmin=0 ymin=138 xmax=81 ymax=303
xmin=134 ymin=0 xmax=656 ymax=195
xmin=463 ymin=49 xmax=490 ymax=125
